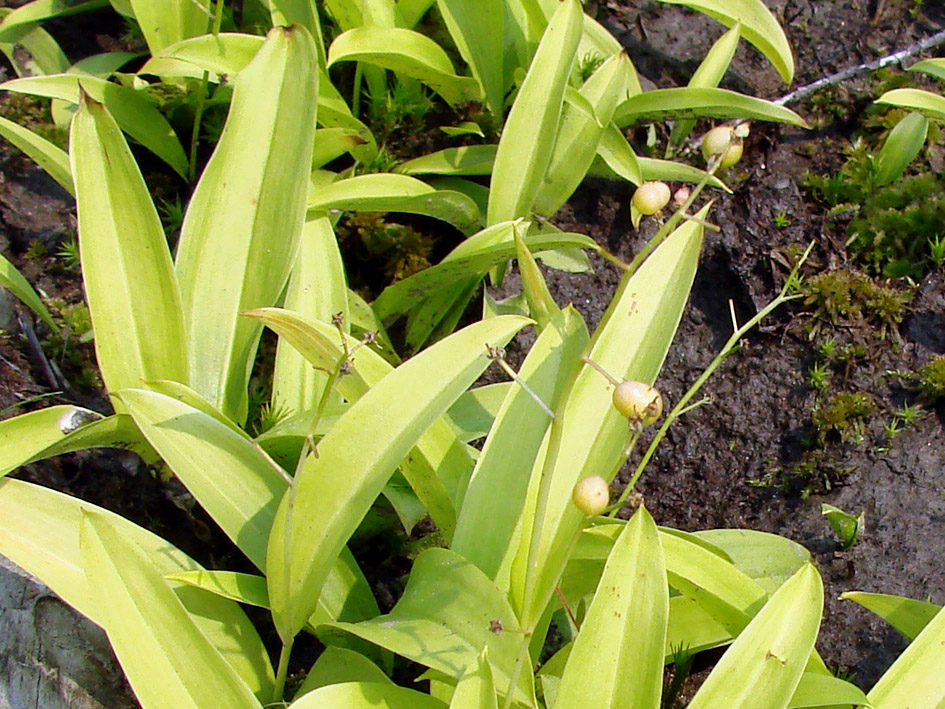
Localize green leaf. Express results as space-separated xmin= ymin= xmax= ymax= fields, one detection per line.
xmin=594 ymin=124 xmax=643 ymax=185
xmin=820 ymin=503 xmax=865 ymax=551
xmin=272 ymin=216 xmax=348 ymax=417
xmin=487 ymin=0 xmax=582 ymax=225
xmin=513 ymin=208 xmax=706 ymax=629
xmin=270 ymin=0 xmax=326 ymax=66
xmin=128 ymin=0 xmax=209 ymax=55
xmin=70 ymin=92 xmax=188 ymax=398
xmin=693 ymin=529 xmax=811 ymax=594
xmin=175 ymin=25 xmax=318 ymax=423
xmin=910 ymin=58 xmax=945 ymax=83
xmin=841 ymin=591 xmax=941 ymax=642
xmin=165 ymin=570 xmax=269 ymax=608
xmin=295 ymin=647 xmax=393 ymax=699
xmin=396 ymin=144 xmax=497 ymax=176
xmin=449 ymin=648 xmax=497 ymax=709
xmin=140 ymin=32 xmax=264 ymax=79
xmin=875 ymin=88 xmax=945 ymax=122
xmin=656 ymin=0 xmax=794 ymax=83
xmin=874 ymin=111 xmax=927 ymax=186
xmin=328 ymin=27 xmax=480 ymax=105
xmin=638 ymin=156 xmax=729 ymax=190
xmin=0 ymin=6 xmax=70 ymax=77
xmin=0 ymin=115 xmax=72 ymax=194
xmin=0 ymin=249 xmax=56 ymax=328
xmin=267 ymin=315 xmax=530 ymax=640
xmin=0 ymin=477 xmax=275 ymax=699
xmin=0 ymin=407 xmax=153 ymax=478
xmin=80 ymin=511 xmax=262 ymax=708
xmin=307 ymin=173 xmax=481 ymax=234
xmin=289 ymin=682 xmax=447 ymax=708
xmin=534 ymin=52 xmax=630 ymax=217
xmin=372 ymin=222 xmax=597 ymax=320
xmin=321 ymin=549 xmax=535 ymax=706
xmin=0 ymin=0 xmax=108 ymax=42
xmin=788 ymin=672 xmax=871 ymax=708
xmin=435 ymin=0 xmax=503 ymax=118
xmin=446 ymin=382 xmax=510 ymax=442
xmin=614 ymin=87 xmax=807 ymax=128
xmin=688 ymin=564 xmax=823 ymax=709
xmin=669 ymin=22 xmax=741 ymax=147
xmin=7 ymin=74 xmax=189 ymax=176
xmin=867 ymin=603 xmax=945 ymax=706
xmin=555 ymin=506 xmax=668 ymax=708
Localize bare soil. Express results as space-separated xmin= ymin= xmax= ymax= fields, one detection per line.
xmin=1 ymin=0 xmax=944 ymax=703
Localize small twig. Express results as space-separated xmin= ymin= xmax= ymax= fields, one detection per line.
xmin=580 ymin=355 xmax=621 ymax=387
xmin=775 ymin=27 xmax=945 ymax=107
xmin=488 ymin=346 xmax=555 ymax=419
xmin=555 ymin=585 xmax=580 ymax=634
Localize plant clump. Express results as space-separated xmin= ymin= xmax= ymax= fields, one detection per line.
xmin=811 ymin=391 xmax=877 ymax=444
xmin=916 ymin=355 xmax=945 ymax=402
xmin=800 ymin=269 xmax=911 ymax=337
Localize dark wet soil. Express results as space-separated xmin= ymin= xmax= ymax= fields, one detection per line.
xmin=2 ymin=0 xmax=945 ymax=702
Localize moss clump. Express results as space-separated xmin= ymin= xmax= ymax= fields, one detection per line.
xmin=801 ymin=270 xmax=911 ymax=337
xmin=812 ymin=392 xmax=877 ymax=444
xmin=917 ymin=356 xmax=945 ymax=402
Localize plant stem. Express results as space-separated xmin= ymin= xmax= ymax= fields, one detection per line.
xmin=272 ymin=637 xmax=294 ymax=704
xmin=501 ymin=635 xmax=532 ymax=709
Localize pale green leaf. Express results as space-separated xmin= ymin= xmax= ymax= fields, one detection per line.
xmin=512 ymin=208 xmax=706 ymax=629
xmin=487 ymin=0 xmax=582 ymax=225
xmin=0 ymin=0 xmax=108 ymax=42
xmin=270 ymin=0 xmax=326 ymax=66
xmin=694 ymin=529 xmax=810 ymax=594
xmin=449 ymin=648 xmax=497 ymax=709
xmin=452 ymin=308 xmax=587 ymax=580
xmin=166 ymin=570 xmax=269 ymax=608
xmin=175 ymin=25 xmax=318 ymax=423
xmin=128 ymin=0 xmax=209 ymax=55
xmin=140 ymin=32 xmax=264 ymax=80
xmin=295 ymin=647 xmax=393 ymax=699
xmin=555 ymin=506 xmax=668 ymax=709
xmin=8 ymin=74 xmax=189 ymax=176
xmin=874 ymin=111 xmax=927 ymax=186
xmin=594 ymin=124 xmax=643 ymax=185
xmin=445 ymin=382 xmax=510 ymax=442
xmin=910 ymin=58 xmax=945 ymax=83
xmin=0 ymin=249 xmax=57 ymax=327
xmin=614 ymin=87 xmax=807 ymax=128
xmin=0 ymin=115 xmax=72 ymax=194
xmin=321 ymin=549 xmax=534 ymax=706
xmin=656 ymin=0 xmax=794 ymax=83
xmin=70 ymin=93 xmax=187 ymax=398
xmin=328 ymin=27 xmax=480 ymax=105
xmin=788 ymin=672 xmax=871 ymax=708
xmin=272 ymin=216 xmax=348 ymax=417
xmin=841 ymin=591 xmax=940 ymax=642
xmin=267 ymin=316 xmax=530 ymax=640
xmin=396 ymin=144 xmax=496 ymax=176
xmin=435 ymin=0 xmax=503 ymax=118
xmin=875 ymin=88 xmax=945 ymax=122
xmin=307 ymin=173 xmax=481 ymax=234
xmin=637 ymin=156 xmax=729 ymax=190
xmin=80 ymin=511 xmax=262 ymax=708
xmin=289 ymin=681 xmax=447 ymax=708
xmin=688 ymin=564 xmax=823 ymax=709
xmin=867 ymin=602 xmax=945 ymax=707
xmin=0 ymin=478 xmax=275 ymax=699
xmin=0 ymin=6 xmax=69 ymax=77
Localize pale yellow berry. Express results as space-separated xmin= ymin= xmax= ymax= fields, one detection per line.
xmin=572 ymin=475 xmax=610 ymax=516
xmin=613 ymin=380 xmax=663 ymax=425
xmin=631 ymin=181 xmax=671 ymax=215
xmin=701 ymin=125 xmax=743 ymax=168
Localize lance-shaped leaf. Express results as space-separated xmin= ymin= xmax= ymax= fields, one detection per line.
xmin=175 ymin=25 xmax=318 ymax=423
xmin=693 ymin=529 xmax=810 ymax=594
xmin=289 ymin=681 xmax=447 ymax=708
xmin=0 ymin=477 xmax=274 ymax=699
xmin=266 ymin=315 xmax=530 ymax=640
xmin=687 ymin=564 xmax=823 ymax=709
xmin=436 ymin=0 xmax=504 ymax=119
xmin=788 ymin=673 xmax=870 ymax=708
xmin=487 ymin=0 xmax=582 ymax=225
xmin=248 ymin=307 xmax=473 ymax=535
xmin=320 ymin=549 xmax=535 ymax=706
xmin=328 ymin=27 xmax=480 ymax=105
xmin=9 ymin=74 xmax=189 ymax=176
xmin=0 ymin=0 xmax=108 ymax=42
xmin=80 ymin=511 xmax=262 ymax=708
xmin=866 ymin=601 xmax=945 ymax=706
xmin=512 ymin=208 xmax=706 ymax=629
xmin=669 ymin=22 xmax=741 ymax=148
xmin=272 ymin=216 xmax=348 ymax=417
xmin=452 ymin=307 xmax=587 ymax=580
xmin=397 ymin=144 xmax=496 ymax=176
xmin=841 ymin=591 xmax=940 ymax=642
xmin=876 ymin=87 xmax=945 ymax=122
xmin=555 ymin=506 xmax=668 ymax=709
xmin=128 ymin=0 xmax=208 ymax=55
xmin=534 ymin=52 xmax=629 ymax=218
xmin=614 ymin=87 xmax=806 ymax=128
xmin=874 ymin=111 xmax=928 ymax=186
xmin=307 ymin=173 xmax=480 ymax=234
xmin=0 ymin=115 xmax=72 ymax=194
xmin=0 ymin=250 xmax=57 ymax=327
xmin=450 ymin=648 xmax=498 ymax=709
xmin=911 ymin=58 xmax=945 ymax=82
xmin=656 ymin=0 xmax=794 ymax=83
xmin=70 ymin=92 xmax=187 ymax=398
xmin=140 ymin=32 xmax=264 ymax=79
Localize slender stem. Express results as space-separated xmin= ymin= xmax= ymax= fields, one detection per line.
xmin=272 ymin=638 xmax=295 ymax=704
xmin=580 ymin=355 xmax=621 ymax=387
xmin=555 ymin=585 xmax=580 ymax=634
xmin=188 ymin=72 xmax=210 ymax=183
xmin=493 ymin=351 xmax=555 ymax=419
xmin=501 ymin=635 xmax=532 ymax=709
xmin=611 ymin=244 xmax=813 ymax=511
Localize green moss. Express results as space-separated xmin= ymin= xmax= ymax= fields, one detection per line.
xmin=812 ymin=391 xmax=877 ymax=444
xmin=917 ymin=356 xmax=945 ymax=401
xmin=801 ymin=269 xmax=911 ymax=337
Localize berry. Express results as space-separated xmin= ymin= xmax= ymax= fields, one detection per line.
xmin=613 ymin=380 xmax=663 ymax=426
xmin=701 ymin=125 xmax=743 ymax=169
xmin=572 ymin=475 xmax=610 ymax=516
xmin=631 ymin=181 xmax=671 ymax=215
